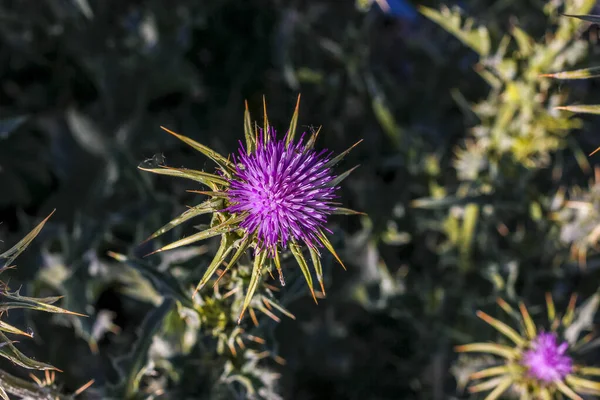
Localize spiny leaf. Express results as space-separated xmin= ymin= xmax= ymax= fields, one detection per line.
xmin=272 ymin=247 xmax=284 ymax=286
xmin=455 ymin=343 xmax=518 ymax=358
xmin=244 ymin=100 xmax=256 ymax=154
xmin=1 ymin=292 xmax=86 ymax=317
xmin=143 ymin=198 xmax=223 ymax=243
xmin=563 ymin=14 xmax=600 ymax=24
xmin=476 ymin=311 xmax=524 ymax=346
xmin=286 ymin=94 xmax=301 ymax=147
xmin=519 ymin=303 xmax=537 ymax=339
xmin=138 ymin=165 xmax=229 ymax=187
xmin=556 ymin=105 xmax=600 ymax=114
xmin=0 ymin=210 xmax=54 ymax=270
xmin=0 ymin=331 xmax=57 ymax=371
xmin=566 ymin=375 xmax=600 ymax=394
xmin=332 ymin=207 xmax=366 ymax=216
xmin=483 ymin=377 xmax=512 ymax=400
xmin=238 ymin=251 xmax=267 ymax=324
xmin=317 ymin=229 xmax=346 ymax=270
xmin=107 ymin=252 xmax=193 ymax=308
xmin=323 ymin=140 xmax=363 ymax=169
xmin=470 ymin=365 xmax=511 ymax=380
xmin=262 ymin=96 xmax=270 ymax=144
xmin=290 ymin=242 xmax=317 ymax=303
xmin=193 ymin=234 xmax=235 ymax=295
xmin=159 ymin=126 xmax=234 ymax=173
xmin=542 ymin=66 xmax=600 ymax=80
xmin=0 ymin=321 xmax=32 ymax=338
xmin=468 ymin=376 xmax=508 ymax=393
xmin=147 ymin=215 xmax=245 ymax=255
xmin=419 ymin=5 xmax=491 ymax=56
xmin=326 ymin=165 xmax=359 ymax=187
xmin=308 ymin=246 xmax=325 ymax=294
xmin=555 ymin=379 xmax=584 ymax=400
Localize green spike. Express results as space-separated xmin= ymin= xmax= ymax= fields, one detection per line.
xmin=159 ymin=126 xmax=234 ymax=174
xmin=542 ymin=66 xmax=600 ymax=80
xmin=262 ymin=96 xmax=270 ymax=143
xmin=308 ymin=245 xmax=325 ymax=294
xmin=244 ymin=100 xmax=256 ymax=154
xmin=332 ymin=207 xmax=366 ymax=215
xmin=147 ymin=215 xmax=245 ymax=255
xmin=0 ymin=210 xmax=54 ymax=271
xmin=555 ymin=105 xmax=600 ymax=115
xmin=317 ymin=229 xmax=346 ymax=270
xmin=273 ymin=249 xmax=285 ymax=286
xmin=144 ymin=199 xmax=223 ymax=243
xmin=323 ymin=140 xmax=363 ymax=169
xmin=286 ymin=94 xmax=301 ymax=147
xmin=238 ymin=251 xmax=267 ymax=324
xmin=290 ymin=242 xmax=317 ymax=303
xmin=326 ymin=165 xmax=359 ymax=187
xmin=138 ymin=166 xmax=229 ymax=188
xmin=563 ymin=14 xmax=600 ymax=24
xmin=0 ymin=321 xmax=32 ymax=338
xmin=0 ymin=331 xmax=58 ymax=371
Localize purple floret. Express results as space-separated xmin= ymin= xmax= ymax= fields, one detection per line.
xmin=226 ymin=130 xmax=338 ymax=254
xmin=522 ymin=332 xmax=573 ymax=383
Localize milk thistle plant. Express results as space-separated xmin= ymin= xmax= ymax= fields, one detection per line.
xmin=141 ymin=96 xmax=361 ymax=322
xmin=457 ymin=295 xmax=600 ymax=399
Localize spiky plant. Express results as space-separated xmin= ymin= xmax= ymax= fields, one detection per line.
xmin=457 ymin=294 xmax=600 ymax=399
xmin=141 ymin=96 xmax=361 ymax=322
xmin=0 ymin=211 xmax=88 ymax=399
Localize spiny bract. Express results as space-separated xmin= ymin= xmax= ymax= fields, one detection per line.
xmin=141 ymin=96 xmax=361 ymax=323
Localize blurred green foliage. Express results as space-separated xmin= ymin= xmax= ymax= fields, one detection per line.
xmin=3 ymin=0 xmax=600 ymax=399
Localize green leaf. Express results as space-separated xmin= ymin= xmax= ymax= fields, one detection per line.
xmin=0 ymin=320 xmax=32 ymax=338
xmin=542 ymin=66 xmax=600 ymax=80
xmin=286 ymin=94 xmax=301 ymax=147
xmin=326 ymin=165 xmax=359 ymax=187
xmin=244 ymin=100 xmax=256 ymax=154
xmin=237 ymin=251 xmax=267 ymax=324
xmin=419 ymin=5 xmax=491 ymax=56
xmin=0 ymin=292 xmax=86 ymax=317
xmin=308 ymin=246 xmax=325 ymax=294
xmin=0 ymin=331 xmax=57 ymax=371
xmin=316 ymin=229 xmax=346 ymax=271
xmin=332 ymin=207 xmax=365 ymax=215
xmin=144 ymin=198 xmax=223 ymax=242
xmin=290 ymin=242 xmax=317 ymax=303
xmin=323 ymin=140 xmax=362 ymax=169
xmin=305 ymin=126 xmax=321 ymax=150
xmin=138 ymin=165 xmax=229 ymax=188
xmin=556 ymin=105 xmax=600 ymax=114
xmin=107 ymin=252 xmax=193 ymax=308
xmin=159 ymin=126 xmax=234 ymax=173
xmin=147 ymin=214 xmax=245 ymax=255
xmin=0 ymin=211 xmax=54 ymax=271
xmin=563 ymin=14 xmax=600 ymax=24
xmin=262 ymin=96 xmax=270 ymax=145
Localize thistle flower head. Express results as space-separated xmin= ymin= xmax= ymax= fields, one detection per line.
xmin=456 ymin=295 xmax=600 ymax=399
xmin=227 ymin=130 xmax=337 ymax=255
xmin=522 ymin=332 xmax=573 ymax=383
xmin=141 ymin=96 xmax=362 ymax=323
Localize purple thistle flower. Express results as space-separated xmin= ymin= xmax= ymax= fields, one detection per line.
xmin=522 ymin=332 xmax=573 ymax=383
xmin=226 ymin=130 xmax=338 ymax=254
